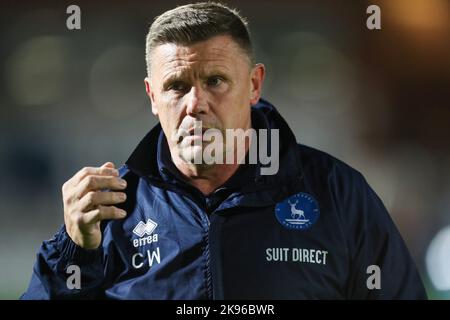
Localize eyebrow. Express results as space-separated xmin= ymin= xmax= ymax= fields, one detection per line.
xmin=162 ymin=73 xmax=188 ymax=88
xmin=162 ymin=67 xmax=231 ymax=88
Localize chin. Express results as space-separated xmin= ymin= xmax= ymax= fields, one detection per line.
xmin=180 ymin=146 xmax=204 ymax=165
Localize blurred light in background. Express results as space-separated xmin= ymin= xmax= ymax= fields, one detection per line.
xmin=89 ymin=45 xmax=146 ymax=119
xmin=426 ymin=225 xmax=450 ymax=291
xmin=278 ymin=32 xmax=357 ymax=116
xmin=5 ymin=36 xmax=69 ymax=107
xmin=376 ymin=0 xmax=450 ymax=77
xmin=278 ymin=32 xmax=358 ymax=117
xmin=272 ymin=31 xmax=362 ymax=170
xmin=372 ymin=144 xmax=436 ymax=251
xmin=383 ymin=0 xmax=449 ymax=33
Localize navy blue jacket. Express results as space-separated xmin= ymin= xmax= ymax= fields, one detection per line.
xmin=22 ymin=99 xmax=427 ymax=299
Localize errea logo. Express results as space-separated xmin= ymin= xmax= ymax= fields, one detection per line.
xmin=133 ymin=219 xmax=157 ymax=237
xmin=131 ymin=218 xmax=162 ymax=269
xmin=132 ymin=219 xmax=159 ymax=248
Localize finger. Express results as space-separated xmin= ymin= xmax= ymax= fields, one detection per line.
xmin=80 ymin=206 xmax=127 ymax=225
xmin=102 ymin=162 xmax=116 ymax=169
xmin=79 ymin=191 xmax=127 ymax=212
xmin=70 ymin=165 xmax=119 ymax=187
xmin=74 ymin=175 xmax=127 ymax=199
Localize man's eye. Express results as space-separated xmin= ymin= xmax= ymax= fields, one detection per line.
xmin=207 ymin=76 xmax=223 ymax=87
xmin=168 ymin=81 xmax=188 ymax=92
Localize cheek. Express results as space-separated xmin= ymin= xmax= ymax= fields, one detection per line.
xmin=218 ymin=107 xmax=248 ymax=130
xmin=160 ymin=101 xmax=185 ymax=129
xmin=231 ymin=81 xmax=252 ymax=107
xmin=216 ymin=90 xmax=249 ymax=123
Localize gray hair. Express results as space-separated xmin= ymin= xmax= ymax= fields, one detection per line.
xmin=145 ymin=2 xmax=254 ymax=76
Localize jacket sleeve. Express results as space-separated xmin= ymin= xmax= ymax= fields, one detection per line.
xmin=20 ymin=225 xmax=106 ymax=300
xmin=334 ymin=165 xmax=427 ymax=299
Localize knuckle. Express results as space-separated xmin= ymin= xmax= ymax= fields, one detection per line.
xmin=64 ymin=203 xmax=73 ymax=215
xmin=116 ymin=177 xmax=125 ymax=187
xmin=85 ymin=175 xmax=96 ymax=189
xmin=96 ymin=205 xmax=103 ymax=213
xmin=104 ymin=176 xmax=113 ymax=184
xmin=106 ymin=206 xmax=117 ymax=217
xmin=86 ymin=191 xmax=97 ymax=205
xmin=102 ymin=167 xmax=112 ymax=175
xmin=62 ymin=192 xmax=70 ymax=205
xmin=108 ymin=177 xmax=118 ymax=188
xmin=106 ymin=191 xmax=115 ymax=202
xmin=96 ymin=205 xmax=105 ymax=214
xmin=63 ymin=187 xmax=77 ymax=205
xmin=72 ymin=198 xmax=83 ymax=212
xmin=102 ymin=205 xmax=112 ymax=214
xmin=74 ymin=214 xmax=85 ymax=227
xmin=80 ymin=167 xmax=89 ymax=177
xmin=91 ymin=208 xmax=102 ymax=221
xmin=62 ymin=180 xmax=73 ymax=195
xmin=69 ymin=206 xmax=81 ymax=218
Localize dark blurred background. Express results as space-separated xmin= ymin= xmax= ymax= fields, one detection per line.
xmin=0 ymin=0 xmax=449 ymax=299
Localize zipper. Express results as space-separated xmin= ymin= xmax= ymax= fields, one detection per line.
xmin=142 ymin=174 xmax=215 ymax=299
xmin=197 ymin=204 xmax=213 ymax=299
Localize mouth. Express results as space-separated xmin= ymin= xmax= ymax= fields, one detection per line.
xmin=177 ymin=127 xmax=214 ymax=146
xmin=188 ymin=127 xmax=208 ymax=136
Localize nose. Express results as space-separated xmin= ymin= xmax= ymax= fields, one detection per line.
xmin=185 ymin=85 xmax=209 ymax=116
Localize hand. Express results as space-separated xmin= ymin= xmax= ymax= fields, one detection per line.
xmin=62 ymin=162 xmax=127 ymax=249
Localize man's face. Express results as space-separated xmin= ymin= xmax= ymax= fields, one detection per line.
xmin=145 ymin=35 xmax=264 ymax=166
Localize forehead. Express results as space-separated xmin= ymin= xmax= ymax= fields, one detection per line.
xmin=151 ymin=35 xmax=248 ymax=76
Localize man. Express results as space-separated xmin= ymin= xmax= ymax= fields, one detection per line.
xmin=22 ymin=2 xmax=426 ymax=299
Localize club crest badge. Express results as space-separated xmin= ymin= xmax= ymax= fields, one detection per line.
xmin=275 ymin=193 xmax=320 ymax=230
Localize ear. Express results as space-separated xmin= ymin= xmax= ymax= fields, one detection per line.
xmin=144 ymin=77 xmax=158 ymax=116
xmin=249 ymin=63 xmax=265 ymax=106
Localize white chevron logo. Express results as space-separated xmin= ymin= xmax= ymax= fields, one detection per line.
xmin=133 ymin=219 xmax=158 ymax=237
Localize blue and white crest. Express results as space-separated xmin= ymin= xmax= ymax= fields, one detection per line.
xmin=275 ymin=193 xmax=320 ymax=230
